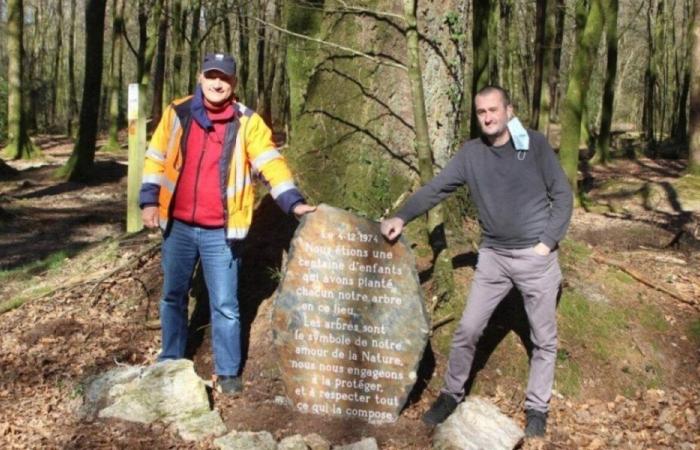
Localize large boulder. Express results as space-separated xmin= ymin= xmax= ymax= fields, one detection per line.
xmin=84 ymin=359 xmax=226 ymax=441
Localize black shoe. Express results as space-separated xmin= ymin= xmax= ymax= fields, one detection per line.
xmin=524 ymin=409 xmax=547 ymax=437
xmin=422 ymin=393 xmax=458 ymax=426
xmin=217 ymin=375 xmax=243 ymax=395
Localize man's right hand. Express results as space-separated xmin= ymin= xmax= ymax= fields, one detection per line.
xmin=380 ymin=217 xmax=405 ymax=241
xmin=142 ymin=206 xmax=159 ymax=228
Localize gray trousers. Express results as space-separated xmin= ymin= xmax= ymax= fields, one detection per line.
xmin=442 ymin=246 xmax=562 ymax=413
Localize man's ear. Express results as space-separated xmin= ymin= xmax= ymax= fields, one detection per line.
xmin=506 ymin=104 xmax=514 ymax=120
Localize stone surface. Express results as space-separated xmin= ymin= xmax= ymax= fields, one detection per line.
xmin=273 ymin=205 xmax=430 ymax=423
xmin=79 ymin=365 xmax=142 ymax=421
xmin=304 ymin=433 xmax=331 ymax=450
xmin=433 ymin=396 xmax=524 ymax=450
xmin=332 ymin=437 xmax=379 ymax=450
xmin=214 ymin=430 xmax=278 ymax=450
xmin=279 ymin=434 xmax=309 ymax=450
xmin=93 ymin=359 xmax=226 ymax=441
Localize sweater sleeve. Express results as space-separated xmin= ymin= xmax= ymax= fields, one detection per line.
xmin=536 ymin=135 xmax=573 ymax=249
xmin=395 ymin=149 xmax=469 ymax=224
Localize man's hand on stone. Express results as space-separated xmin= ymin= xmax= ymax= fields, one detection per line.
xmin=293 ymin=203 xmax=316 ymax=218
xmin=533 ymin=242 xmax=551 ymax=256
xmin=142 ymin=206 xmax=159 ymax=228
xmin=380 ymin=217 xmax=405 ymax=241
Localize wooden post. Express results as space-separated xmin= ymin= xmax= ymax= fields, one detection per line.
xmin=127 ymin=83 xmax=146 ymax=232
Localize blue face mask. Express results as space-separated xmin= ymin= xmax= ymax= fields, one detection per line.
xmin=507 ymin=117 xmax=529 ymax=151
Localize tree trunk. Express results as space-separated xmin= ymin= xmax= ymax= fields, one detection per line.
xmin=151 ymin=2 xmax=168 ymax=129
xmin=171 ymin=0 xmax=186 ymax=97
xmin=550 ymin=0 xmax=566 ymax=120
xmin=538 ymin=0 xmax=557 ymax=134
xmin=4 ymin=0 xmax=39 ymax=159
xmin=105 ymin=0 xmax=125 ymax=151
xmin=57 ymin=0 xmax=107 ymax=181
xmin=188 ymin=0 xmax=202 ymax=93
xmin=67 ymin=0 xmax=79 ymax=136
xmin=50 ymin=0 xmax=63 ymax=128
xmin=403 ymin=0 xmax=455 ymax=305
xmin=689 ymin=0 xmax=700 ymax=174
xmin=246 ymin=0 xmax=261 ymax=108
xmin=531 ymin=0 xmax=547 ymax=130
xmin=593 ymin=0 xmax=619 ymax=165
xmin=470 ymin=0 xmax=492 ymax=137
xmin=559 ymin=0 xmax=604 ymax=203
xmin=674 ymin=2 xmax=692 ymax=143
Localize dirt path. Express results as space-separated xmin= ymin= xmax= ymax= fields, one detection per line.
xmin=0 ymin=140 xmax=698 ymax=449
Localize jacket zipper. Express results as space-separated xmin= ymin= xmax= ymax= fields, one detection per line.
xmin=190 ymin=131 xmax=208 ymax=223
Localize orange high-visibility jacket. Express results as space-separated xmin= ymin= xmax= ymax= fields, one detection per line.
xmin=139 ymin=95 xmax=303 ymax=240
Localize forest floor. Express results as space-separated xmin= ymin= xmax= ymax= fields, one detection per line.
xmin=0 ymin=138 xmax=698 ymax=449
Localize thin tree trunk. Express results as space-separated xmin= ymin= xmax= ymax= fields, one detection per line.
xmin=559 ymin=0 xmax=605 ymax=203
xmin=57 ymin=0 xmax=107 ymax=181
xmin=50 ymin=0 xmax=63 ymax=128
xmin=403 ymin=0 xmax=455 ymax=304
xmin=68 ymin=0 xmax=79 ymax=136
xmin=538 ymin=0 xmax=557 ymax=134
xmin=4 ymin=0 xmax=39 ymax=159
xmin=689 ymin=0 xmax=700 ymax=174
xmin=550 ymin=0 xmax=566 ymax=119
xmin=674 ymin=1 xmax=692 ymax=143
xmin=531 ymin=0 xmax=547 ymax=129
xmin=470 ymin=0 xmax=491 ymax=137
xmin=593 ymin=0 xmax=619 ymax=165
xmin=106 ymin=0 xmax=124 ymax=151
xmin=188 ymin=0 xmax=202 ymax=92
xmin=151 ymin=2 xmax=168 ymax=129
xmin=171 ymin=0 xmax=186 ymax=97
xmin=246 ymin=0 xmax=261 ymax=108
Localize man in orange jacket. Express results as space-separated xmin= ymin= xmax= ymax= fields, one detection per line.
xmin=140 ymin=52 xmax=314 ymax=394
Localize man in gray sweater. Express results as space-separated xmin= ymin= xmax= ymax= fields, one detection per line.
xmin=381 ymin=85 xmax=573 ymax=437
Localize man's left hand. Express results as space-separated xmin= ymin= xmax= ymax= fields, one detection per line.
xmin=293 ymin=203 xmax=316 ymax=218
xmin=533 ymin=242 xmax=551 ymax=256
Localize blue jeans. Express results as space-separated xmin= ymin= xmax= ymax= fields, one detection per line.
xmin=159 ymin=220 xmax=242 ymax=376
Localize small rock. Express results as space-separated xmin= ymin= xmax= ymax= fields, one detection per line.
xmin=332 ymin=437 xmax=379 ymax=450
xmin=586 ymin=437 xmax=606 ymax=450
xmin=662 ymin=423 xmax=677 ymax=434
xmin=279 ymin=434 xmax=309 ymax=450
xmin=433 ymin=396 xmax=524 ymax=450
xmin=215 ymin=431 xmax=277 ymax=450
xmin=304 ymin=433 xmax=330 ymax=450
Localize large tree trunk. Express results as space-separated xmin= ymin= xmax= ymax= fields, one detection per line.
xmin=403 ymin=0 xmax=455 ymax=305
xmin=559 ymin=0 xmax=605 ymax=203
xmin=673 ymin=1 xmax=692 ymax=143
xmin=4 ymin=0 xmax=39 ymax=159
xmin=593 ymin=0 xmax=619 ymax=165
xmin=689 ymin=0 xmax=700 ymax=174
xmin=57 ymin=0 xmax=107 ymax=181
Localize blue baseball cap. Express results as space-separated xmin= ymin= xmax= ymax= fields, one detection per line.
xmin=202 ymin=52 xmax=237 ymax=77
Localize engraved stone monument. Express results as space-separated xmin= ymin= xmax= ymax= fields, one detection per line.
xmin=272 ymin=204 xmax=430 ymax=423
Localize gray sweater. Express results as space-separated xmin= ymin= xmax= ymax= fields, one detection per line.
xmin=396 ymin=130 xmax=573 ymax=250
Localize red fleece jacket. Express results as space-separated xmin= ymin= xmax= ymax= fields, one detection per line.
xmin=171 ymin=103 xmax=235 ymax=227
